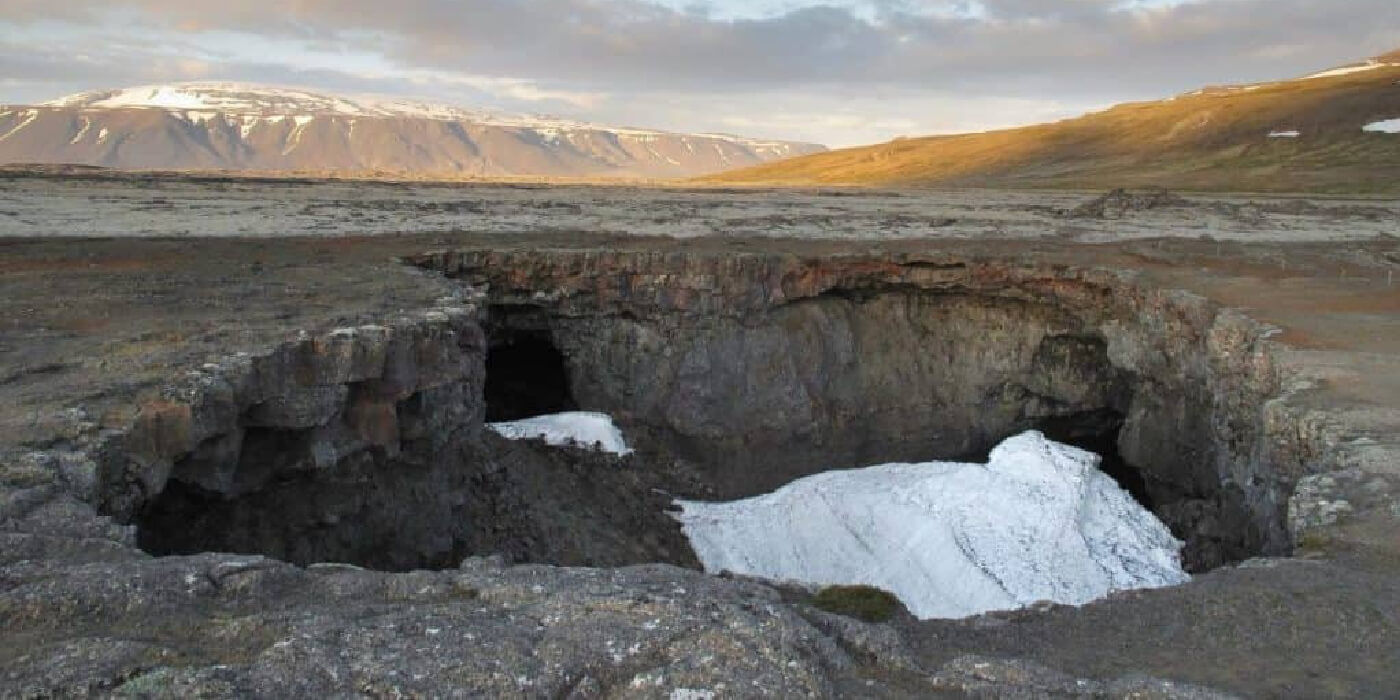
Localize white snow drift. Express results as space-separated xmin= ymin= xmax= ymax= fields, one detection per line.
xmin=673 ymin=431 xmax=1189 ymax=620
xmin=487 ymin=411 xmax=633 ymax=455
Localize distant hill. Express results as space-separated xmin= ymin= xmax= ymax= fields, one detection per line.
xmin=0 ymin=83 xmax=824 ymax=178
xmin=707 ymin=51 xmax=1400 ymax=193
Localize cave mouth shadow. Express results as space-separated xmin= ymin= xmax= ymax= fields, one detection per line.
xmin=959 ymin=409 xmax=1152 ymax=513
xmin=1033 ymin=410 xmax=1154 ymax=511
xmin=484 ymin=329 xmax=578 ymax=422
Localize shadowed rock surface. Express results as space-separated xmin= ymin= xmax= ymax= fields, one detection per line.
xmin=2 ymin=180 xmax=1399 ymax=697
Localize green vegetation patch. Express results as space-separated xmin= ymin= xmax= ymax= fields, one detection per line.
xmin=811 ymin=584 xmax=901 ymax=623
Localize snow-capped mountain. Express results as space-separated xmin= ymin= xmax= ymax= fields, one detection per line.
xmin=0 ymin=82 xmax=825 ymax=177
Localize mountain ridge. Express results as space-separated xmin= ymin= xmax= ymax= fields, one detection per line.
xmin=0 ymin=82 xmax=825 ymax=178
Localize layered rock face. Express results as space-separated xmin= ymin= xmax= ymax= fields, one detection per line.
xmin=64 ymin=301 xmax=693 ymax=571
xmin=412 ymin=250 xmax=1304 ymax=571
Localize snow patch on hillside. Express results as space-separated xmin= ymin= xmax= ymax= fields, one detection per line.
xmin=0 ymin=110 xmax=39 ymax=143
xmin=238 ymin=115 xmax=259 ymax=139
xmin=488 ymin=412 xmax=633 ymax=455
xmin=182 ymin=111 xmax=222 ymax=126
xmin=69 ymin=117 xmax=92 ymax=144
xmin=1363 ymin=118 xmax=1400 ymax=134
xmin=1302 ymin=59 xmax=1399 ymax=80
xmin=1175 ymin=58 xmax=1400 ymax=99
xmin=673 ymin=431 xmax=1189 ymax=620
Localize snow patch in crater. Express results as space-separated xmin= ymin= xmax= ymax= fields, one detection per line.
xmin=488 ymin=411 xmax=633 ymax=455
xmin=673 ymin=431 xmax=1189 ymax=620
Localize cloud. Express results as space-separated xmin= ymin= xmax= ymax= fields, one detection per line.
xmin=393 ymin=71 xmax=609 ymax=110
xmin=2 ymin=0 xmax=1398 ymax=145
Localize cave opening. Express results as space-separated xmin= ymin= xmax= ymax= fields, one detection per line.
xmin=1032 ymin=410 xmax=1154 ymax=511
xmin=484 ymin=329 xmax=577 ymax=422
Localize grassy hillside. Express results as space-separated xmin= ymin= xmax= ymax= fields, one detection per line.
xmin=707 ymin=57 xmax=1400 ymax=193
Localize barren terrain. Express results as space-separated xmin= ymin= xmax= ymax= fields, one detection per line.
xmin=1 ymin=171 xmax=1398 ymax=698
xmin=2 ymin=170 xmax=1398 ymax=242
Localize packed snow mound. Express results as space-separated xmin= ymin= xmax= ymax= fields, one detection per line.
xmin=673 ymin=431 xmax=1189 ymax=620
xmin=487 ymin=412 xmax=633 ymax=455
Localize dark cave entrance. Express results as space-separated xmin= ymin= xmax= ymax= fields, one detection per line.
xmin=484 ymin=329 xmax=578 ymax=422
xmin=961 ymin=410 xmax=1155 ymax=514
xmin=1033 ymin=410 xmax=1154 ymax=511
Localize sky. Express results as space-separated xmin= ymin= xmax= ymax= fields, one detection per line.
xmin=2 ymin=1 xmax=1398 ymax=147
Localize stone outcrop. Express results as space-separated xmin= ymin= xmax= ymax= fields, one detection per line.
xmin=5 ymin=298 xmax=695 ymax=575
xmin=0 ymin=553 xmax=850 ymax=698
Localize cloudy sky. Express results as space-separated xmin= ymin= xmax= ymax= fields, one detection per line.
xmin=2 ymin=0 xmax=1398 ymax=147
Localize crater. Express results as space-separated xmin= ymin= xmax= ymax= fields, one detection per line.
xmin=109 ymin=250 xmax=1298 ymax=590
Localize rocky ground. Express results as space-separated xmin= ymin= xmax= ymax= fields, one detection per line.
xmin=2 ymin=171 xmax=1399 ymax=698
xmin=2 ymin=170 xmax=1398 ymax=242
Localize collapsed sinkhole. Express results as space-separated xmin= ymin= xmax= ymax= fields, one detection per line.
xmin=126 ymin=276 xmax=1285 ymax=590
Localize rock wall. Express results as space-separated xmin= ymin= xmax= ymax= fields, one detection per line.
xmin=35 ymin=300 xmax=694 ymax=571
xmin=412 ymin=250 xmax=1307 ymax=571
xmin=107 ymin=305 xmax=486 ymax=569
